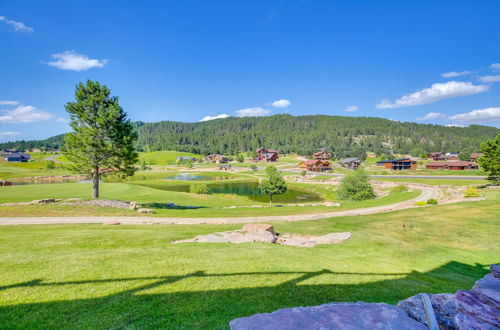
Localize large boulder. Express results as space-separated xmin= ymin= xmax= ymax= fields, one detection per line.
xmin=277 ymin=232 xmax=351 ymax=247
xmin=242 ymin=224 xmax=276 ymax=235
xmin=245 ymin=231 xmax=278 ymax=243
xmin=230 ymin=302 xmax=427 ymax=330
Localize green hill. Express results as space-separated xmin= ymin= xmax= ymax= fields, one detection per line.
xmin=2 ymin=115 xmax=498 ymax=159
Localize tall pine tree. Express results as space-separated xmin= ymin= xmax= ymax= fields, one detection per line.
xmin=63 ymin=80 xmax=138 ymax=198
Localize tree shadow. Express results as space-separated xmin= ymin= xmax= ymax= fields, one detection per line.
xmin=0 ymin=261 xmax=492 ymax=329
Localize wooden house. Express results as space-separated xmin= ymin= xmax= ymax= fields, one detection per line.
xmin=428 ymin=152 xmax=446 ymax=161
xmin=470 ymin=153 xmax=483 ymax=162
xmin=204 ymin=154 xmax=229 ymax=163
xmin=299 ymin=159 xmax=331 ymax=172
xmin=256 ymin=148 xmax=279 ymax=162
xmin=312 ymin=151 xmax=332 ymax=161
xmin=426 ymin=161 xmax=478 ymax=170
xmin=340 ymin=157 xmax=360 ymax=170
xmin=376 ymin=158 xmax=417 ymax=170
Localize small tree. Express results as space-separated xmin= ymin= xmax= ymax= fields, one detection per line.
xmin=261 ymin=165 xmax=287 ymax=206
xmin=183 ymin=159 xmax=193 ymax=169
xmin=236 ymin=153 xmax=245 ymax=163
xmin=63 ymin=80 xmax=138 ymax=198
xmin=337 ymin=167 xmax=375 ymax=201
xmin=477 ymin=134 xmax=499 ymax=184
xmin=190 ymin=183 xmax=209 ymax=194
xmin=46 ymin=160 xmax=56 ymax=174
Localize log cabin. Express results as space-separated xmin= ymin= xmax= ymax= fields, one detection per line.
xmin=299 ymin=159 xmax=332 ymax=172
xmin=340 ymin=157 xmax=360 ymax=170
xmin=426 ymin=161 xmax=478 ymax=170
xmin=376 ymin=158 xmax=417 ymax=170
xmin=256 ymin=148 xmax=279 ymax=162
xmin=312 ymin=151 xmax=332 ymax=161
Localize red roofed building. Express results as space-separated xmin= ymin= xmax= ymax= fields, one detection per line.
xmin=470 ymin=153 xmax=483 ymax=162
xmin=256 ymin=148 xmax=279 ymax=162
xmin=312 ymin=151 xmax=332 ymax=161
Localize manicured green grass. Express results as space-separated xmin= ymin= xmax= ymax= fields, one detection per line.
xmin=0 ymin=181 xmax=420 ymax=217
xmin=0 ymin=194 xmax=498 ymax=328
xmin=374 ymin=177 xmax=488 ymax=186
xmin=138 ymin=151 xmax=202 ymax=165
xmin=0 ymin=160 xmax=71 ymax=179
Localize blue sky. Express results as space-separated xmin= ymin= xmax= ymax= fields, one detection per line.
xmin=1 ymin=0 xmax=500 ymax=141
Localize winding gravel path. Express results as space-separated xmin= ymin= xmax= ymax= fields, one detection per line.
xmin=0 ymin=185 xmax=441 ymax=226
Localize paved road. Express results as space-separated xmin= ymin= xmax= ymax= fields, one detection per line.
xmin=45 ymin=155 xmax=67 ymax=164
xmin=0 ymin=185 xmax=440 ymax=226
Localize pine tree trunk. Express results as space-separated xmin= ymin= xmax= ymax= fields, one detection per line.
xmin=92 ymin=167 xmax=100 ymax=199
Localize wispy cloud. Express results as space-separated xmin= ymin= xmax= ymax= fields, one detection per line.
xmin=269 ymin=99 xmax=292 ymax=108
xmin=449 ymin=106 xmax=500 ymax=124
xmin=199 ymin=114 xmax=230 ymax=122
xmin=491 ymin=63 xmax=500 ymax=71
xmin=343 ymin=105 xmax=359 ymax=112
xmin=376 ymin=81 xmax=489 ymax=109
xmin=0 ymin=16 xmax=33 ymax=33
xmin=47 ymin=51 xmax=108 ymax=71
xmin=0 ymin=100 xmax=20 ymax=106
xmin=416 ymin=112 xmax=447 ymax=121
xmin=445 ymin=124 xmax=465 ymax=127
xmin=478 ymin=75 xmax=500 ymax=83
xmin=441 ymin=71 xmax=473 ymax=78
xmin=0 ymin=131 xmax=21 ymax=137
xmin=0 ymin=105 xmax=55 ymax=123
xmin=235 ymin=107 xmax=270 ymax=117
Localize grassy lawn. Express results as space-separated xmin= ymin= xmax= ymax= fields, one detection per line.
xmin=139 ymin=151 xmax=202 ymax=165
xmin=0 ymin=160 xmax=71 ymax=179
xmin=0 ymin=194 xmax=498 ymax=328
xmin=374 ymin=177 xmax=488 ymax=186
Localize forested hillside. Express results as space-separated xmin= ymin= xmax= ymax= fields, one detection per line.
xmin=2 ymin=115 xmax=498 ymax=159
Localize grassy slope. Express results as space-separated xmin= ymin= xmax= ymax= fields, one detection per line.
xmin=0 ymin=192 xmax=498 ymax=328
xmin=374 ymin=177 xmax=488 ymax=186
xmin=0 ymin=160 xmax=71 ymax=179
xmin=0 ymin=181 xmax=419 ymax=217
xmin=139 ymin=151 xmax=202 ymax=165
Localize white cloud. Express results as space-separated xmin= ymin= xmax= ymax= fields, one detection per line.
xmin=269 ymin=99 xmax=292 ymax=108
xmin=235 ymin=107 xmax=270 ymax=117
xmin=441 ymin=71 xmax=473 ymax=78
xmin=416 ymin=112 xmax=447 ymax=121
xmin=0 ymin=131 xmax=21 ymax=137
xmin=199 ymin=114 xmax=230 ymax=122
xmin=0 ymin=16 xmax=33 ymax=32
xmin=376 ymin=81 xmax=489 ymax=109
xmin=0 ymin=105 xmax=55 ymax=123
xmin=0 ymin=100 xmax=20 ymax=106
xmin=445 ymin=124 xmax=465 ymax=127
xmin=47 ymin=51 xmax=107 ymax=71
xmin=344 ymin=105 xmax=359 ymax=112
xmin=479 ymin=75 xmax=500 ymax=83
xmin=449 ymin=106 xmax=500 ymax=124
xmin=491 ymin=63 xmax=500 ymax=71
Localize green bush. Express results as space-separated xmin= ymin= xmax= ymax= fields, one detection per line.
xmin=391 ymin=185 xmax=407 ymax=193
xmin=426 ymin=198 xmax=438 ymax=205
xmin=250 ymin=164 xmax=258 ymax=171
xmin=415 ymin=201 xmax=426 ymax=206
xmin=301 ymin=170 xmax=307 ymax=177
xmin=190 ymin=183 xmax=209 ymax=194
xmin=463 ymin=186 xmax=480 ymax=198
xmin=337 ymin=167 xmax=375 ymax=201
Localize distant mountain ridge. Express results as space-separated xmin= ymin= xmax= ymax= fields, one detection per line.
xmin=1 ymin=114 xmax=498 ymax=159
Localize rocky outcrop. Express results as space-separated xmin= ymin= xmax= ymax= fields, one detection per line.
xmin=172 ymin=225 xmax=350 ymax=247
xmin=229 ymin=265 xmax=499 ymax=329
xmin=230 ymin=302 xmax=427 ymax=330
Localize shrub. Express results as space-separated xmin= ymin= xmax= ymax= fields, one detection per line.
xmin=463 ymin=186 xmax=480 ymax=198
xmin=391 ymin=185 xmax=407 ymax=193
xmin=301 ymin=170 xmax=307 ymax=177
xmin=250 ymin=164 xmax=258 ymax=171
xmin=190 ymin=183 xmax=209 ymax=194
xmin=337 ymin=167 xmax=375 ymax=201
xmin=427 ymin=198 xmax=438 ymax=205
xmin=415 ymin=201 xmax=426 ymax=206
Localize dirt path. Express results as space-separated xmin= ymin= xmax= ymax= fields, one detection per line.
xmin=0 ymin=185 xmax=446 ymax=226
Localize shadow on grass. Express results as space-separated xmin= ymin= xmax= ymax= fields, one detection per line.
xmin=0 ymin=261 xmax=492 ymax=328
xmin=143 ymin=202 xmax=207 ymax=210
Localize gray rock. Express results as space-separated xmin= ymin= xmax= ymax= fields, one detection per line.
xmin=277 ymin=232 xmax=351 ymax=247
xmin=242 ymin=224 xmax=276 ymax=235
xmin=491 ymin=264 xmax=500 ymax=279
xmin=397 ymin=293 xmax=458 ymax=329
xmin=246 ymin=231 xmax=277 ymax=243
xmin=137 ymin=208 xmax=154 ymax=214
xmin=472 ymin=273 xmax=500 ymax=302
xmin=224 ymin=232 xmax=256 ymax=244
xmin=194 ymin=234 xmax=230 ymax=243
xmin=230 ymin=302 xmax=427 ymax=330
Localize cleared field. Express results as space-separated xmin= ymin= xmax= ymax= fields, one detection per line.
xmin=0 ymin=193 xmax=498 ymax=328
xmin=138 ymin=151 xmax=202 ymax=165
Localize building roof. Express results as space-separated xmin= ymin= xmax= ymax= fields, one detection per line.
xmin=470 ymin=153 xmax=483 ymax=158
xmin=341 ymin=157 xmax=359 ymax=163
xmin=2 ymin=152 xmax=30 ymax=159
xmin=429 ymin=152 xmax=445 ymax=156
xmin=301 ymin=159 xmax=330 ymax=166
xmin=377 ymin=158 xmax=413 ymax=163
xmin=312 ymin=151 xmax=330 ymax=156
xmin=427 ymin=161 xmax=477 ymax=167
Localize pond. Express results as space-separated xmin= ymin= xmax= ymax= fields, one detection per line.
xmin=142 ymin=181 xmax=322 ymax=203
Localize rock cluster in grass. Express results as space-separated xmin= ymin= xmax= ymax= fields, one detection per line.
xmin=172 ymin=224 xmax=351 ymax=247
xmin=230 ymin=265 xmax=500 ymax=329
